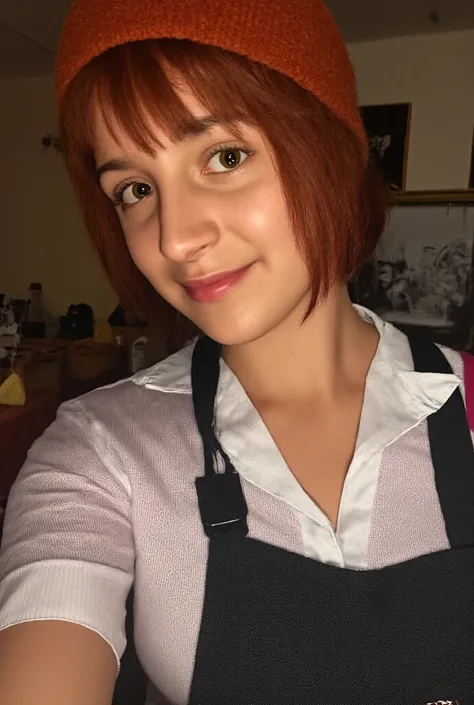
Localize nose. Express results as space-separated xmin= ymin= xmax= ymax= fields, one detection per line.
xmin=159 ymin=182 xmax=220 ymax=264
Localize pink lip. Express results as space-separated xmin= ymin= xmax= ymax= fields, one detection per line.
xmin=182 ymin=265 xmax=252 ymax=303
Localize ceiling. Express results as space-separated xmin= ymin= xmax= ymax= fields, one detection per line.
xmin=0 ymin=0 xmax=474 ymax=78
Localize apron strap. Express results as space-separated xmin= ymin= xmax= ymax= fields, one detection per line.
xmin=191 ymin=335 xmax=222 ymax=476
xmin=409 ymin=336 xmax=474 ymax=549
xmin=192 ymin=336 xmax=248 ymax=538
xmin=191 ymin=334 xmax=474 ymax=546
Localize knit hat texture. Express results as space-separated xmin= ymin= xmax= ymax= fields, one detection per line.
xmin=56 ymin=0 xmax=367 ymax=156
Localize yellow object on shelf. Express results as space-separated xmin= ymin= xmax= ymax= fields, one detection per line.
xmin=18 ymin=348 xmax=65 ymax=394
xmin=0 ymin=372 xmax=26 ymax=406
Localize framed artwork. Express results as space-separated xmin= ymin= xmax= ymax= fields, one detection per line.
xmin=349 ymin=190 xmax=474 ymax=350
xmin=469 ymin=125 xmax=474 ymax=190
xmin=360 ymin=103 xmax=411 ymax=191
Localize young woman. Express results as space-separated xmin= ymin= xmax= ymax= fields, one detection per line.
xmin=1 ymin=1 xmax=473 ymax=704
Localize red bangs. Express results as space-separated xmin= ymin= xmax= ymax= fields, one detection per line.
xmin=61 ymin=38 xmax=297 ymax=162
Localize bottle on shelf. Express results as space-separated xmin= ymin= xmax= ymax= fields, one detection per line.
xmin=23 ymin=282 xmax=46 ymax=338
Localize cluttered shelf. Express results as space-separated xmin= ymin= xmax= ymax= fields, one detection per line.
xmin=0 ymin=280 xmax=201 ymax=540
xmin=0 ymin=338 xmax=161 ymax=546
xmin=0 ymin=336 xmax=132 ymax=505
xmin=0 ymin=289 xmax=184 ymax=535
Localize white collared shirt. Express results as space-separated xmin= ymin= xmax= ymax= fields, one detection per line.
xmin=136 ymin=305 xmax=461 ymax=568
xmin=0 ymin=306 xmax=470 ymax=705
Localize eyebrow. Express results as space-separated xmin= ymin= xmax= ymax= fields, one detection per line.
xmin=175 ymin=116 xmax=221 ymax=142
xmin=95 ymin=158 xmax=132 ymax=179
xmin=95 ymin=116 xmax=223 ymax=179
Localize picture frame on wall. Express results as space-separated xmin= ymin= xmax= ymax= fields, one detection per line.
xmin=349 ymin=190 xmax=474 ymax=350
xmin=359 ymin=102 xmax=411 ymax=191
xmin=469 ymin=125 xmax=474 ymax=190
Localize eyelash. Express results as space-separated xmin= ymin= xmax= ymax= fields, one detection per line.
xmin=111 ymin=142 xmax=254 ymax=209
xmin=112 ymin=180 xmax=136 ymax=208
xmin=203 ymin=141 xmax=254 ymax=170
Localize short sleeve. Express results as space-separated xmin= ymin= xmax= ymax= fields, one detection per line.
xmin=0 ymin=398 xmax=135 ymax=666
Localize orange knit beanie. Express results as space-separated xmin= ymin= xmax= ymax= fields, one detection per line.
xmin=56 ymin=0 xmax=367 ymax=158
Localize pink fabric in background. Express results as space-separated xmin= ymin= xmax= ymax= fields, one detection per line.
xmin=461 ymin=352 xmax=474 ymax=431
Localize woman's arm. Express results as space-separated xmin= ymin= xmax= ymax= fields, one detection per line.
xmin=0 ymin=395 xmax=135 ymax=703
xmin=0 ymin=621 xmax=117 ymax=705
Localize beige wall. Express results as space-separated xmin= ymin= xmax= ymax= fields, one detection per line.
xmin=0 ymin=75 xmax=116 ymax=318
xmin=350 ymin=29 xmax=474 ymax=190
xmin=1 ymin=30 xmax=474 ymax=316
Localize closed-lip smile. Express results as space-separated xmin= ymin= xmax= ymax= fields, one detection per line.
xmin=182 ymin=265 xmax=253 ymax=303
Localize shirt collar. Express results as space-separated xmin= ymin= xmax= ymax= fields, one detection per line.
xmin=212 ymin=307 xmax=461 ymax=524
xmin=133 ymin=306 xmax=461 ymax=526
xmin=352 ymin=306 xmax=460 ymax=456
xmin=133 ymin=305 xmax=461 ymax=405
xmin=134 ymin=338 xmax=195 ymax=393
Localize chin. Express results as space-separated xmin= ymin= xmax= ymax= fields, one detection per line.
xmin=189 ymin=309 xmax=284 ymax=347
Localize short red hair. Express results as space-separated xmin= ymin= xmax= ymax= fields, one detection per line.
xmin=58 ymin=39 xmax=389 ymax=322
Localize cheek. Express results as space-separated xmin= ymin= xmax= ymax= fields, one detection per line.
xmin=231 ymin=180 xmax=294 ymax=253
xmin=123 ymin=222 xmax=161 ymax=271
xmin=122 ymin=223 xmax=174 ymax=302
xmin=122 ymin=221 xmax=188 ymax=310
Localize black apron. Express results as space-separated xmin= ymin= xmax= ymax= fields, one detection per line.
xmin=187 ymin=335 xmax=474 ymax=705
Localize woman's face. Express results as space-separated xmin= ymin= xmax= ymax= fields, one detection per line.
xmin=94 ymin=85 xmax=311 ymax=345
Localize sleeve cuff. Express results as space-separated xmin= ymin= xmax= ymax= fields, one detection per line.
xmin=0 ymin=559 xmax=133 ymax=671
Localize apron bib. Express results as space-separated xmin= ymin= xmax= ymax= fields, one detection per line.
xmin=188 ymin=336 xmax=474 ymax=705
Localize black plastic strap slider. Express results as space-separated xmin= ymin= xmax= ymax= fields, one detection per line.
xmin=196 ymin=472 xmax=249 ymax=538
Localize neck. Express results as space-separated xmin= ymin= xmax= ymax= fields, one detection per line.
xmin=222 ymin=287 xmax=379 ymax=404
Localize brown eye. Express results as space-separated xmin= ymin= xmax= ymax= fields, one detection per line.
xmin=207 ymin=148 xmax=249 ymax=173
xmin=219 ymin=150 xmax=242 ymax=169
xmin=120 ymin=181 xmax=152 ymax=206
